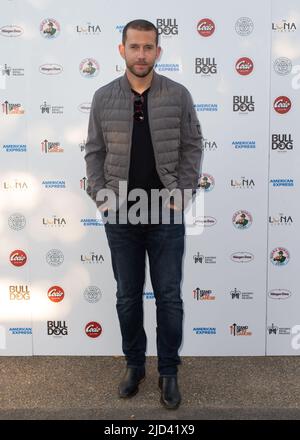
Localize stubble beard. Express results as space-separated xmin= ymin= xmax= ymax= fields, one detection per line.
xmin=127 ymin=63 xmax=154 ymax=78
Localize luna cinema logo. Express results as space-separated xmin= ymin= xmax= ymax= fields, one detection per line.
xmin=43 ymin=216 xmax=66 ymax=227
xmin=76 ymin=22 xmax=101 ymax=35
xmin=3 ymin=179 xmax=28 ymax=190
xmin=81 ymin=252 xmax=104 ymax=264
xmin=231 ymin=177 xmax=255 ymax=189
xmin=269 ymin=213 xmax=293 ymax=226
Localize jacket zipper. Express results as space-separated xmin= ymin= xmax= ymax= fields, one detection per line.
xmin=126 ymin=95 xmax=134 ymax=190
xmin=147 ymin=92 xmax=166 ymax=187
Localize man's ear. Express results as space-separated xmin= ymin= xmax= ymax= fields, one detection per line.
xmin=156 ymin=45 xmax=162 ymax=60
xmin=119 ymin=43 xmax=125 ymax=59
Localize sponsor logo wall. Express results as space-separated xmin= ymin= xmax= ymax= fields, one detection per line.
xmin=0 ymin=0 xmax=298 ymax=356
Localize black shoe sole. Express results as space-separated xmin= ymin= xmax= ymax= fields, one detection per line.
xmin=160 ymin=395 xmax=181 ymax=410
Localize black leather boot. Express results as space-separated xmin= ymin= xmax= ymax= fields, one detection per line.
xmin=118 ymin=367 xmax=145 ymax=398
xmin=158 ymin=376 xmax=181 ymax=409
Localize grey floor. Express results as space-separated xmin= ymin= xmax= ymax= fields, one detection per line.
xmin=1 ymin=356 xmax=300 ymax=420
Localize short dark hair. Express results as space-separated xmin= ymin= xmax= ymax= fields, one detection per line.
xmin=122 ymin=19 xmax=159 ymax=46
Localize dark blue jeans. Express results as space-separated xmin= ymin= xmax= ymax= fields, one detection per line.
xmin=103 ymin=208 xmax=185 ymax=375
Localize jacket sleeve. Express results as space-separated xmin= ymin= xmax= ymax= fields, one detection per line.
xmin=177 ymin=88 xmax=203 ymax=199
xmin=84 ymin=92 xmax=107 ymax=207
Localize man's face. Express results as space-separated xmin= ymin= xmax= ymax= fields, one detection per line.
xmin=119 ymin=28 xmax=161 ymax=78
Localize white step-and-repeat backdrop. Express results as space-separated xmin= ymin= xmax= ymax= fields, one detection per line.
xmin=1 ymin=0 xmax=299 ymax=356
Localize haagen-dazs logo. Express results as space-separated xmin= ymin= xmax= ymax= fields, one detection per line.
xmin=8 ymin=213 xmax=26 ymax=230
xmin=233 ymin=96 xmax=255 ymax=112
xmin=197 ymin=18 xmax=215 ymax=37
xmin=231 ymin=252 xmax=254 ymax=263
xmin=0 ymin=25 xmax=23 ymax=37
xmin=84 ymin=286 xmax=102 ymax=303
xmin=78 ymin=103 xmax=91 ymax=113
xmin=235 ymin=57 xmax=253 ymax=75
xmin=235 ymin=17 xmax=254 ymax=36
xmin=47 ymin=321 xmax=68 ymax=336
xmin=268 ymin=289 xmax=291 ymax=299
xmin=272 ymin=134 xmax=293 ymax=151
xmin=232 ymin=210 xmax=252 ymax=229
xmin=271 ymin=247 xmax=290 ymax=266
xmin=39 ymin=64 xmax=63 ymax=75
xmin=198 ymin=173 xmax=214 ymax=191
xmin=46 ymin=249 xmax=64 ymax=266
xmin=48 ymin=286 xmax=64 ymax=303
xmin=273 ymin=57 xmax=292 ymax=75
xmin=85 ymin=321 xmax=102 ymax=338
xmin=273 ymin=96 xmax=291 ymax=114
xmin=40 ymin=19 xmax=60 ymax=38
xmin=79 ymin=58 xmax=99 ymax=78
xmin=194 ymin=216 xmax=217 ymax=227
xmin=10 ymin=249 xmax=27 ymax=267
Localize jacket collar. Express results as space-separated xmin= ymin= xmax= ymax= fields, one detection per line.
xmin=120 ymin=69 xmax=160 ymax=95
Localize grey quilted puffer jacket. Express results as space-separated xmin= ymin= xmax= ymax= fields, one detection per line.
xmin=84 ymin=70 xmax=203 ymax=209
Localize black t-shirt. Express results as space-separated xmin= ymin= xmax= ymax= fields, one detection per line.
xmin=126 ymin=87 xmax=165 ymax=213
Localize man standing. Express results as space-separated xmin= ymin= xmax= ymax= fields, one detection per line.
xmin=84 ymin=19 xmax=203 ymax=409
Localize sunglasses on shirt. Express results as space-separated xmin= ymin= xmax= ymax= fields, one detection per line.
xmin=133 ymin=94 xmax=144 ymax=122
